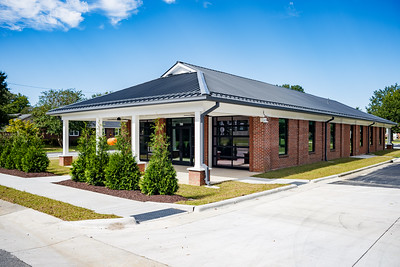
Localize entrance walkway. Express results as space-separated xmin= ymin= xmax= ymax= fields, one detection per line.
xmin=0 ymin=173 xmax=193 ymax=219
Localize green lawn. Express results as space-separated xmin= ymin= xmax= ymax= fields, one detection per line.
xmin=47 ymin=158 xmax=72 ymax=175
xmin=372 ymin=149 xmax=400 ymax=158
xmin=253 ymin=156 xmax=392 ymax=180
xmin=43 ymin=145 xmax=77 ymax=153
xmin=176 ymin=181 xmax=286 ymax=205
xmin=0 ymin=185 xmax=120 ymax=221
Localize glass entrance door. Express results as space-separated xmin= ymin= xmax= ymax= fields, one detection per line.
xmin=168 ymin=118 xmax=194 ymax=166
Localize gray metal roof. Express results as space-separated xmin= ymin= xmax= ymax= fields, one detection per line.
xmin=48 ymin=61 xmax=396 ymax=125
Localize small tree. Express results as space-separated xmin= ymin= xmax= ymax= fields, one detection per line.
xmin=71 ymin=124 xmax=93 ymax=182
xmin=84 ymin=132 xmax=109 ymax=186
xmin=105 ymin=122 xmax=141 ymax=190
xmin=140 ymin=119 xmax=178 ymax=195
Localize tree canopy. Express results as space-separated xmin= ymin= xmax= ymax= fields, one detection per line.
xmin=32 ymin=89 xmax=85 ymax=146
xmin=366 ymin=83 xmax=400 ymax=132
xmin=0 ymin=72 xmax=31 ymax=127
xmin=281 ymin=84 xmax=305 ymax=93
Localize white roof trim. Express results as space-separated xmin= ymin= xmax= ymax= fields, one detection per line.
xmin=197 ymin=71 xmax=210 ymax=95
xmin=162 ymin=62 xmax=196 ymax=77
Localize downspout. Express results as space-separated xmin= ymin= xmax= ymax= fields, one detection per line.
xmin=367 ymin=122 xmax=375 ymax=154
xmin=200 ymin=102 xmax=220 ymax=186
xmin=324 ymin=117 xmax=334 ymax=161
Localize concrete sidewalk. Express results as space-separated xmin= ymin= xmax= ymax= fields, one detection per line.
xmin=0 ymin=174 xmax=193 ymax=219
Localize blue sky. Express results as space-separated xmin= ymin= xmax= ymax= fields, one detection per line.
xmin=0 ymin=0 xmax=399 ymax=110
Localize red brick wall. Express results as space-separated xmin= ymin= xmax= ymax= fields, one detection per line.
xmin=249 ymin=117 xmax=387 ymax=172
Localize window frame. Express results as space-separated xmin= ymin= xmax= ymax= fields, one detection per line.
xmin=360 ymin=126 xmax=364 ymax=147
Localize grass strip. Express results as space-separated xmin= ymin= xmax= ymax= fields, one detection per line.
xmin=373 ymin=149 xmax=400 ymax=158
xmin=176 ymin=181 xmax=285 ymax=206
xmin=0 ymin=185 xmax=120 ymax=221
xmin=47 ymin=158 xmax=72 ymax=176
xmin=253 ymin=156 xmax=392 ymax=180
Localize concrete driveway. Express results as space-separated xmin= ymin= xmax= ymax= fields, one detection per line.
xmin=1 ymin=161 xmax=400 ymax=266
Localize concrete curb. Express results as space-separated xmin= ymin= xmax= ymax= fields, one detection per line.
xmin=194 ymin=184 xmax=297 ymax=212
xmin=311 ymin=159 xmax=394 ymax=183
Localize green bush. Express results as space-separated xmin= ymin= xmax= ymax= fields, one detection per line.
xmin=105 ymin=122 xmax=141 ymax=190
xmin=105 ymin=152 xmax=141 ymax=190
xmin=71 ymin=126 xmax=92 ymax=182
xmin=140 ymin=119 xmax=178 ymax=195
xmin=21 ymin=146 xmax=49 ymax=172
xmin=85 ymin=134 xmax=109 ymax=186
xmin=0 ymin=120 xmax=49 ymax=173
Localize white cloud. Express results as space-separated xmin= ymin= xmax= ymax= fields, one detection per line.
xmin=285 ymin=1 xmax=300 ymax=17
xmin=163 ymin=0 xmax=175 ymax=3
xmin=93 ymin=0 xmax=142 ymax=26
xmin=0 ymin=0 xmax=89 ymax=31
xmin=203 ymin=1 xmax=211 ymax=8
xmin=0 ymin=0 xmax=143 ymax=30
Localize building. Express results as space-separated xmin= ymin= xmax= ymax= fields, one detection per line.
xmin=48 ymin=62 xmax=396 ymax=185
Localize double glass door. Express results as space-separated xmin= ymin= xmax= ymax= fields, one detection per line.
xmin=167 ymin=118 xmax=194 ymax=166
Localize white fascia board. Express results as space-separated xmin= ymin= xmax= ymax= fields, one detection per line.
xmin=162 ymin=62 xmax=197 ymax=77
xmin=61 ymin=101 xmax=212 ymax=121
xmin=197 ymin=71 xmax=210 ymax=95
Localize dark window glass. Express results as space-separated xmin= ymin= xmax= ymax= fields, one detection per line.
xmin=360 ymin=126 xmax=364 ymax=147
xmin=139 ymin=120 xmax=154 ymax=161
xmin=308 ymin=121 xmax=315 ymax=152
xmin=330 ymin=123 xmax=336 ymax=150
xmin=279 ymin=119 xmax=288 ymax=155
xmin=379 ymin=127 xmax=382 ymax=145
xmin=213 ymin=116 xmax=249 ymax=169
xmin=370 ymin=127 xmax=374 ymax=145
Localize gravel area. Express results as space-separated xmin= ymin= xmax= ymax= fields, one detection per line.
xmin=0 ymin=168 xmax=56 ymax=178
xmin=56 ymin=179 xmax=188 ymax=203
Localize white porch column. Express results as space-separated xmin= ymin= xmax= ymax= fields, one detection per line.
xmin=193 ymin=111 xmax=203 ymax=170
xmin=62 ymin=118 xmax=69 ymax=156
xmin=96 ymin=117 xmax=103 ymax=151
xmin=131 ymin=115 xmax=140 ymax=160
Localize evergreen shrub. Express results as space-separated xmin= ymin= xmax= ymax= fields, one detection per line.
xmin=140 ymin=119 xmax=178 ymax=195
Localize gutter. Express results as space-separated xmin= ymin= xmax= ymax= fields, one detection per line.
xmin=200 ymin=102 xmax=220 ymax=186
xmin=367 ymin=122 xmax=375 ymax=154
xmin=324 ymin=117 xmax=334 ymax=161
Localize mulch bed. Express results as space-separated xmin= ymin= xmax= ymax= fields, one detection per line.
xmin=0 ymin=167 xmax=56 ymax=178
xmin=55 ymin=179 xmax=188 ymax=203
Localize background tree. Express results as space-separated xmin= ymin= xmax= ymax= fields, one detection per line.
xmin=32 ymin=89 xmax=85 ymax=146
xmin=281 ymin=84 xmax=305 ymax=93
xmin=0 ymin=72 xmax=31 ymax=127
xmin=366 ymin=83 xmax=400 ymax=132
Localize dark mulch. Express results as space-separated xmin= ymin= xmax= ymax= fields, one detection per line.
xmin=55 ymin=179 xmax=188 ymax=203
xmin=0 ymin=167 xmax=56 ymax=178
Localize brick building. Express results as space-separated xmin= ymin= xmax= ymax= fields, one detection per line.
xmin=49 ymin=62 xmax=396 ymax=185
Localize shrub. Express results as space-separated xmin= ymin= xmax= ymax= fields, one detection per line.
xmin=105 ymin=122 xmax=141 ymax=190
xmin=71 ymin=125 xmax=92 ymax=182
xmin=85 ymin=134 xmax=109 ymax=186
xmin=140 ymin=119 xmax=178 ymax=195
xmin=105 ymin=152 xmax=141 ymax=190
xmin=21 ymin=146 xmax=49 ymax=172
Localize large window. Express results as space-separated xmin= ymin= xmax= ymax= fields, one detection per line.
xmin=308 ymin=121 xmax=315 ymax=152
xmin=330 ymin=123 xmax=336 ymax=150
xmin=212 ymin=116 xmax=249 ymax=169
xmin=379 ymin=127 xmax=382 ymax=145
xmin=360 ymin=126 xmax=364 ymax=147
xmin=139 ymin=120 xmax=154 ymax=161
xmin=279 ymin=119 xmax=288 ymax=155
